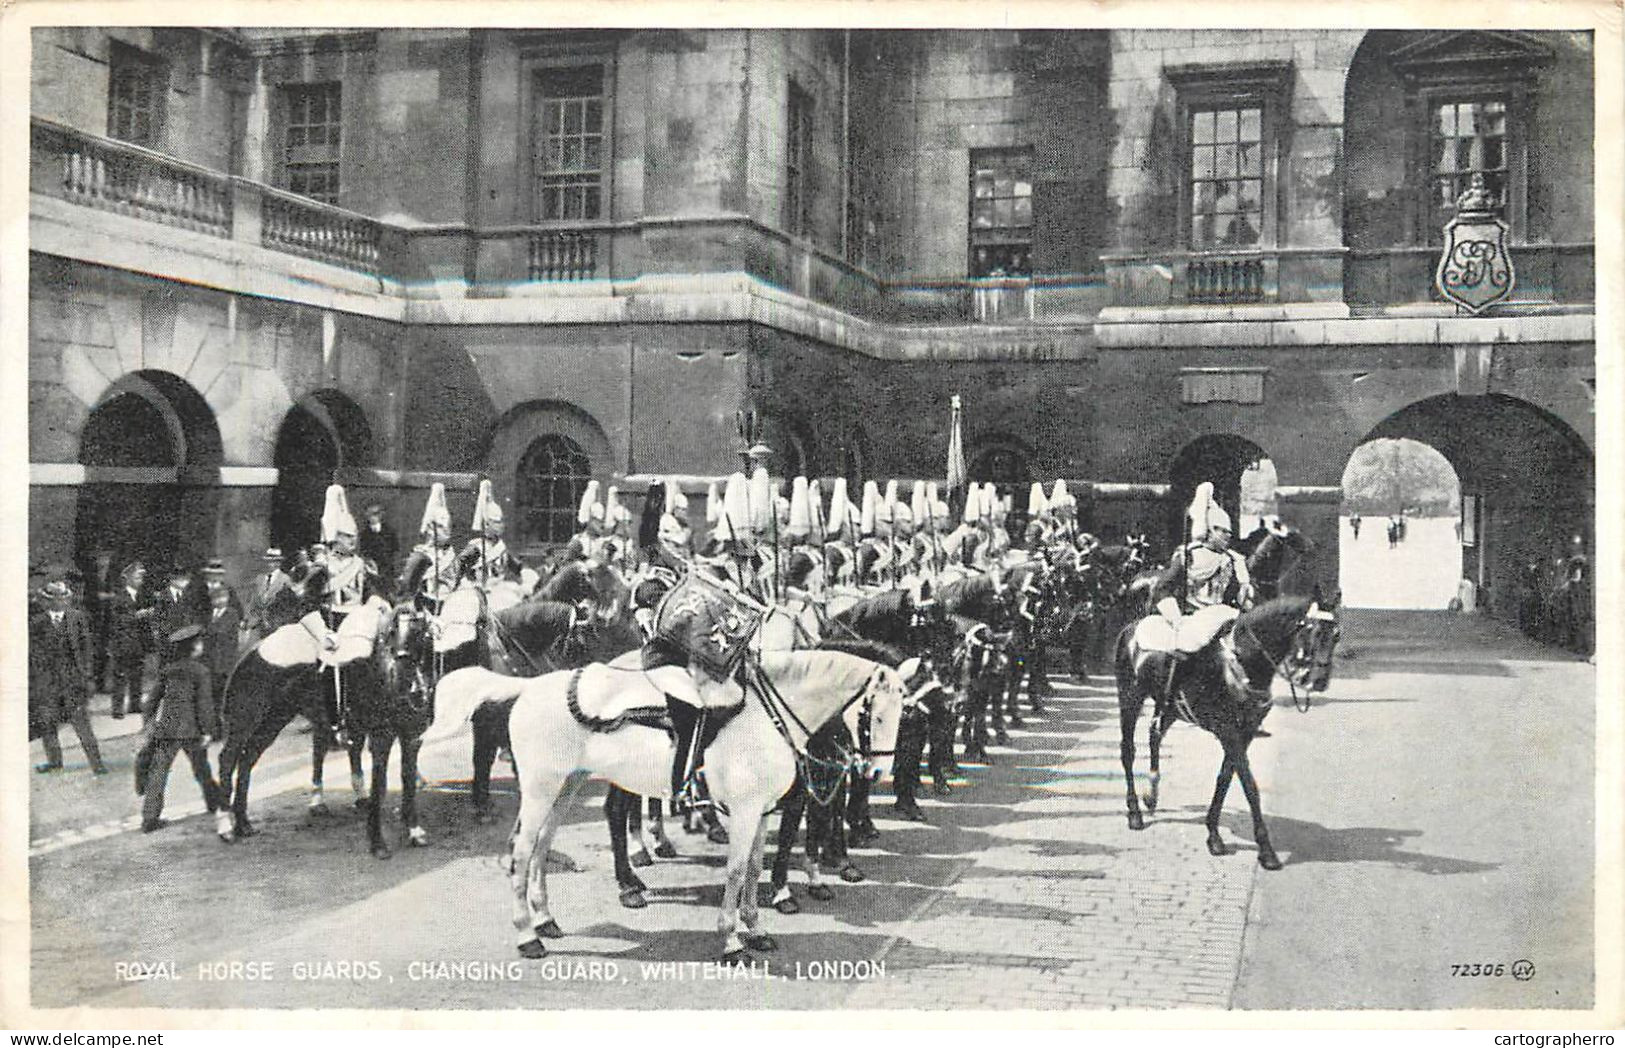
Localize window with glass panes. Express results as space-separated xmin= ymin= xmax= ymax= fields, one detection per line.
xmin=533 ymin=66 xmax=605 ymax=222
xmin=282 ymin=83 xmax=342 ymax=204
xmin=107 ymin=43 xmax=164 ymax=147
xmin=969 ymin=149 xmax=1034 ymax=277
xmin=1429 ymin=99 xmax=1508 ymax=232
xmin=785 ymin=82 xmax=813 ymax=238
xmin=516 ymin=435 xmax=592 ymax=545
xmin=1189 ymin=107 xmax=1263 ymax=249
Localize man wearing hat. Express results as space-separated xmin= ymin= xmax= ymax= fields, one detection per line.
xmin=151 ymin=563 xmax=207 ymax=665
xmin=359 ymin=503 xmax=399 ymax=579
xmin=138 ymin=624 xmax=224 ymax=833
xmin=29 ymin=579 xmax=107 ymax=774
xmin=241 ymin=548 xmax=294 ymax=645
xmin=202 ymin=559 xmax=244 ymax=620
xmin=106 ymin=561 xmax=155 ymax=719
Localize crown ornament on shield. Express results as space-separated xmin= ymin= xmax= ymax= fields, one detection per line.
xmin=1435 ymin=172 xmax=1516 ymax=315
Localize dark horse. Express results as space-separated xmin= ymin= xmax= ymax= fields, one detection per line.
xmin=217 ymin=603 xmax=434 ymax=858
xmin=1234 ymin=523 xmax=1315 ymax=603
xmin=1114 ymin=591 xmax=1341 ymax=870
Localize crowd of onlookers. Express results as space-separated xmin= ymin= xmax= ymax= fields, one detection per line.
xmin=1515 ymin=535 xmax=1593 ymax=657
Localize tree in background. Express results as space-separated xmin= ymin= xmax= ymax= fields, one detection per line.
xmin=1341 ymin=439 xmax=1461 ymax=517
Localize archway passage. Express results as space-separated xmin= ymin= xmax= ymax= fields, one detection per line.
xmin=1350 ymin=393 xmax=1593 ymax=630
xmin=73 ymin=370 xmax=222 ymax=579
xmin=270 ymin=391 xmax=373 ymax=555
xmin=1167 ymin=434 xmax=1275 ymax=546
xmin=971 ymin=438 xmax=1032 ymax=537
xmin=1339 ymin=437 xmax=1463 ymax=609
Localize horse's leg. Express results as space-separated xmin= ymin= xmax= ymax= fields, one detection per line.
xmin=803 ymin=787 xmax=834 ymax=902
xmin=646 ymin=796 xmax=677 ymax=858
xmin=1027 ymin=644 xmax=1049 ymax=713
xmin=470 ymin=703 xmax=501 ymax=824
xmin=366 ymin=732 xmax=394 ymax=859
xmin=531 ymin=771 xmax=589 ymax=939
xmin=1143 ymin=710 xmax=1173 ymax=814
xmin=717 ymin=799 xmax=765 ymax=962
xmin=401 ymin=735 xmax=427 ymax=848
xmin=606 ymin=787 xmax=648 ymax=908
xmin=233 ymin=720 xmax=286 ymax=838
xmin=1231 ymin=743 xmax=1283 ymax=870
xmin=736 ymin=811 xmax=777 ymax=953
xmin=349 ymin=735 xmax=368 ymax=811
xmin=770 ymin=778 xmax=807 ymax=913
xmin=1204 ymin=749 xmax=1238 ymax=857
xmin=626 ymin=789 xmax=654 ymax=868
xmin=824 ymin=777 xmax=863 ymax=883
xmin=308 ymin=703 xmax=331 ymax=815
xmin=998 ymin=653 xmax=1020 ymax=734
xmin=1118 ymin=637 xmax=1148 ymax=830
xmin=511 ymin=768 xmax=574 ymax=957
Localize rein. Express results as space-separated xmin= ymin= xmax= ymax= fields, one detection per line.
xmin=1237 ymin=614 xmax=1318 ymax=713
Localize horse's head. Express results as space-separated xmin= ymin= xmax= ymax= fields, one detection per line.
xmin=857 ymin=658 xmax=914 ymax=784
xmin=1287 ymin=588 xmax=1342 ymax=693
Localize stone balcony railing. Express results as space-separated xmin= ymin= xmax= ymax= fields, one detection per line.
xmin=33 ymin=118 xmax=1595 ymax=322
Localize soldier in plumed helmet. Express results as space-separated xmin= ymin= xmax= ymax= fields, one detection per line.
xmin=459 ymin=480 xmax=519 ymax=589
xmin=398 ymin=483 xmax=461 ymax=612
xmin=854 ymin=480 xmax=893 ymax=588
xmin=305 ymin=485 xmax=385 ymax=740
xmin=1023 ymin=482 xmax=1054 ymax=552
xmin=562 ymin=481 xmax=607 ymax=565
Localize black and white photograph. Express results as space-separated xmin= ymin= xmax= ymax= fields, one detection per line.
xmin=4 ymin=1 xmax=1620 ymax=1026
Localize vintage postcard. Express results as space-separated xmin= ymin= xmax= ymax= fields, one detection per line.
xmin=1 ymin=0 xmax=1620 ymax=1030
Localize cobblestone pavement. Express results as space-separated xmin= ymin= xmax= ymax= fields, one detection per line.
xmin=38 ymin=667 xmax=1278 ymax=1012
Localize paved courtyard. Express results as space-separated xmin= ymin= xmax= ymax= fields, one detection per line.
xmin=29 ymin=609 xmax=1594 ymax=1012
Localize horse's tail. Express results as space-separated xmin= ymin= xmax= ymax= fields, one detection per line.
xmin=424 ymin=666 xmax=527 ymax=746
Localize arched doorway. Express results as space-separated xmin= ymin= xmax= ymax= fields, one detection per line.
xmin=1339 ymin=437 xmax=1463 ymax=608
xmin=74 ymin=370 xmax=223 ymax=579
xmin=514 ymin=434 xmax=592 ymax=546
xmin=971 ymin=436 xmax=1032 ymax=536
xmin=1345 ymin=393 xmax=1592 ymax=626
xmin=1167 ymin=434 xmax=1276 ymax=545
xmin=270 ymin=391 xmax=373 ymax=554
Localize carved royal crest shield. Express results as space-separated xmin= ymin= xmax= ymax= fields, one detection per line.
xmin=1435 ymin=173 xmax=1516 ymax=314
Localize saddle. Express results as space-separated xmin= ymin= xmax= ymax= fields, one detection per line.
xmin=563 ymin=663 xmax=747 ymax=742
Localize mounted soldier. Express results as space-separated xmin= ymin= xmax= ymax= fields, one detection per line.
xmin=1049 ymin=480 xmax=1079 ymax=550
xmin=890 ymin=482 xmax=918 ymax=585
xmin=459 ymin=480 xmax=519 ymax=591
xmin=563 ymin=481 xmax=607 ymax=565
xmin=855 ymin=480 xmax=893 ymax=588
xmin=1136 ymin=482 xmax=1254 ymax=709
xmin=398 ymin=483 xmax=460 ymax=613
xmin=646 ymin=471 xmax=768 ymax=810
xmin=305 ymin=484 xmax=386 ymax=741
xmin=822 ymin=478 xmax=860 ymax=593
xmin=1023 ymin=482 xmax=1054 ymax=552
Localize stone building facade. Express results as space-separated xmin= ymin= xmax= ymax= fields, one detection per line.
xmin=28 ymin=27 xmax=1595 ymax=614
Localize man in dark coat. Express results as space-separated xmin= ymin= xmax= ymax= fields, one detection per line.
xmin=138 ymin=625 xmax=223 ymax=832
xmin=359 ymin=503 xmax=400 ymax=579
xmin=30 ymin=580 xmax=108 ymax=774
xmin=152 ymin=564 xmax=207 ymax=654
xmin=203 ymin=583 xmax=242 ymax=737
xmin=106 ymin=561 xmax=154 ymax=719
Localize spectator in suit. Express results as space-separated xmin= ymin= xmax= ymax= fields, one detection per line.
xmin=152 ymin=564 xmax=206 ymax=658
xmin=201 ymin=559 xmax=244 ymax=618
xmin=359 ymin=503 xmax=400 ymax=579
xmin=203 ymin=583 xmax=241 ymax=736
xmin=106 ymin=561 xmax=154 ymax=719
xmin=138 ymin=625 xmax=223 ymax=833
xmin=30 ymin=580 xmax=107 ymax=775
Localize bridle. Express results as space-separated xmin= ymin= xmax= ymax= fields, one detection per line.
xmin=1234 ymin=604 xmax=1338 ymax=714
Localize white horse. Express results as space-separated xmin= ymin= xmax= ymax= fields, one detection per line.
xmin=497 ymin=648 xmax=909 ymax=962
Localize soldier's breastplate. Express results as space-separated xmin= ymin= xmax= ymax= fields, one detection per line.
xmin=325 ymin=557 xmax=367 ymax=610
xmin=1186 ymin=548 xmax=1234 ymax=608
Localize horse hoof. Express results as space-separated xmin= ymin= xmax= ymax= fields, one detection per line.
xmin=707 ymin=827 xmax=730 ymax=846
xmin=630 ymin=849 xmax=653 ymax=868
xmin=743 ymin=933 xmax=778 ymax=952
xmin=774 ymin=896 xmax=801 ymax=915
xmin=807 ymin=883 xmax=835 ymax=902
xmin=619 ymin=889 xmax=648 ymax=910
xmin=653 ymin=841 xmax=678 ymax=859
xmin=850 ymin=827 xmax=880 ymax=847
xmin=235 ymin=821 xmax=258 ymax=839
xmin=1207 ymin=837 xmax=1230 ymax=857
xmin=994 ymin=730 xmax=1011 ymax=745
xmin=894 ymin=804 xmax=928 ymax=824
xmin=517 ymin=939 xmax=547 ymax=960
xmin=1127 ymin=811 xmax=1145 ymax=831
xmin=474 ymin=810 xmax=494 ymax=825
xmin=537 ymin=919 xmax=565 ymax=940
xmin=1258 ymin=851 xmax=1284 ymax=871
xmin=1006 ymin=717 xmax=1023 ymax=729
xmin=407 ymin=829 xmax=429 ymax=848
xmin=372 ymin=844 xmax=393 ymax=860
xmin=309 ymin=804 xmax=330 ymax=818
xmin=933 ymin=781 xmax=953 ymax=797
xmin=838 ymin=864 xmax=866 ymax=883
xmin=720 ymin=949 xmax=752 ymax=967
xmin=1140 ymin=793 xmax=1158 ymax=814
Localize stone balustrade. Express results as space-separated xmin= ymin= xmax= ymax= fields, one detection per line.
xmin=33 ymin=118 xmax=233 ymax=239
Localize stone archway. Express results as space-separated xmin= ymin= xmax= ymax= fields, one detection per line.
xmin=270 ymin=390 xmax=374 ymax=555
xmin=73 ymin=370 xmax=223 ymax=579
xmin=1167 ymin=433 xmax=1275 ymax=544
